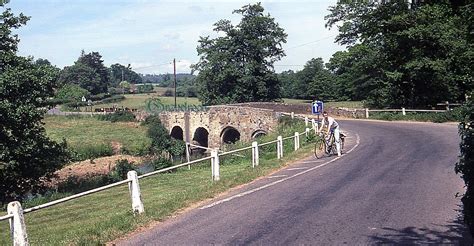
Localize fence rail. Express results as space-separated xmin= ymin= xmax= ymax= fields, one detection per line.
xmin=1 ymin=113 xmax=311 ymax=245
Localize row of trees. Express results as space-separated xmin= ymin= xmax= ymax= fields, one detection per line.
xmin=193 ymin=1 xmax=472 ymax=109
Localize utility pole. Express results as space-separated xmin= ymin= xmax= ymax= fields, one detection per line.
xmin=173 ymin=58 xmax=177 ymax=108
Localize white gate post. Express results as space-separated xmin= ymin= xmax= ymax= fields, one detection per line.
xmin=365 ymin=108 xmax=369 ymax=118
xmin=252 ymin=141 xmax=259 ymax=168
xmin=127 ymin=171 xmax=144 ymax=214
xmin=304 ymin=117 xmax=309 ymax=126
xmin=8 ymin=201 xmax=29 ymax=246
xmin=294 ymin=132 xmax=300 ymax=151
xmin=402 ymin=107 xmax=406 ymax=116
xmin=291 ymin=112 xmax=294 ymax=119
xmin=211 ymin=149 xmax=220 ymax=181
xmin=277 ymin=136 xmax=283 ymax=159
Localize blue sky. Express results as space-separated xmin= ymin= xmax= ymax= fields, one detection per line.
xmin=7 ymin=0 xmax=346 ymax=74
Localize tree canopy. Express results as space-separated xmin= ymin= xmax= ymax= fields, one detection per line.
xmin=324 ymin=0 xmax=472 ymax=108
xmin=192 ymin=3 xmax=287 ymax=105
xmin=0 ymin=4 xmax=69 ymax=203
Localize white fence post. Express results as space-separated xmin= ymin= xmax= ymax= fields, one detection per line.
xmin=8 ymin=201 xmax=29 ymax=246
xmin=365 ymin=108 xmax=369 ymax=118
xmin=127 ymin=171 xmax=144 ymax=214
xmin=211 ymin=149 xmax=220 ymax=181
xmin=185 ymin=142 xmax=191 ymax=170
xmin=304 ymin=117 xmax=309 ymax=126
xmin=252 ymin=141 xmax=259 ymax=168
xmin=305 ymin=128 xmax=310 ymax=137
xmin=311 ymin=119 xmax=316 ymax=131
xmin=291 ymin=112 xmax=294 ymax=119
xmin=277 ymin=136 xmax=283 ymax=159
xmin=402 ymin=107 xmax=406 ymax=116
xmin=294 ymin=132 xmax=300 ymax=151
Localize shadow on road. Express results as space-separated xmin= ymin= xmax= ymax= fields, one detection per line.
xmin=369 ymin=208 xmax=472 ymax=245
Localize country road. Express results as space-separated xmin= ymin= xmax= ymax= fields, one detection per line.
xmin=116 ymin=120 xmax=471 ymax=245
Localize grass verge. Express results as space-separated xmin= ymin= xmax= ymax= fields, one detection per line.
xmin=0 ymin=118 xmax=316 ymax=245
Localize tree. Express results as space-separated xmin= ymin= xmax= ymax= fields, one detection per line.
xmin=119 ymin=80 xmax=131 ymax=94
xmin=55 ymin=84 xmax=90 ymax=102
xmin=325 ymin=1 xmax=472 ymax=108
xmin=109 ymin=63 xmax=142 ymax=87
xmin=192 ymin=3 xmax=287 ymax=105
xmin=58 ymin=51 xmax=109 ymax=94
xmin=0 ymin=5 xmax=69 ymax=203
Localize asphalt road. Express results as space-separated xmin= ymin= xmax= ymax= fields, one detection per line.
xmin=117 ymin=120 xmax=471 ymax=245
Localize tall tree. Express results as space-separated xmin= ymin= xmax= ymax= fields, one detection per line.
xmin=0 ymin=4 xmax=69 ymax=204
xmin=109 ymin=63 xmax=142 ymax=87
xmin=58 ymin=51 xmax=109 ymax=94
xmin=326 ymin=0 xmax=472 ymax=108
xmin=192 ymin=3 xmax=287 ymax=105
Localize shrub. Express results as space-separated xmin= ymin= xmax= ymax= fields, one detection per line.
xmin=163 ymin=89 xmax=173 ymax=97
xmin=110 ymin=159 xmax=136 ymax=180
xmin=150 ymin=157 xmax=173 ymax=171
xmin=98 ymin=111 xmax=135 ymax=122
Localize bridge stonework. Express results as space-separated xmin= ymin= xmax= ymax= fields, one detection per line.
xmin=158 ymin=106 xmax=279 ymax=149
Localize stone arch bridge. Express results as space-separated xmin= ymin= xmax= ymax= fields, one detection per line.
xmin=157 ymin=105 xmax=280 ymax=149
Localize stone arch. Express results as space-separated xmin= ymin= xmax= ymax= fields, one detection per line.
xmin=221 ymin=126 xmax=241 ymax=144
xmin=192 ymin=127 xmax=209 ymax=147
xmin=170 ymin=125 xmax=184 ymax=140
xmin=251 ymin=129 xmax=267 ymax=139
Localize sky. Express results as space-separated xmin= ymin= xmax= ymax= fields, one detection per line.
xmin=6 ymin=0 xmax=346 ymax=75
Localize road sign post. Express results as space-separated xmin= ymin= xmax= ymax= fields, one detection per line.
xmin=312 ymin=100 xmax=324 ymax=132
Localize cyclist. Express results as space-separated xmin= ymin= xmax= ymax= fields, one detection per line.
xmin=318 ymin=111 xmax=342 ymax=157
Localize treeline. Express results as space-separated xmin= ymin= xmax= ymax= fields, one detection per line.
xmin=279 ymin=1 xmax=472 ymax=109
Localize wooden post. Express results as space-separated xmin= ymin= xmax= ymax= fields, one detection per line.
xmin=294 ymin=132 xmax=300 ymax=151
xmin=365 ymin=108 xmax=369 ymax=118
xmin=8 ymin=201 xmax=29 ymax=246
xmin=211 ymin=150 xmax=220 ymax=181
xmin=252 ymin=141 xmax=259 ymax=168
xmin=127 ymin=171 xmax=144 ymax=214
xmin=277 ymin=136 xmax=283 ymax=159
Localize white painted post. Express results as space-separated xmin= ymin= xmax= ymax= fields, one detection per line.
xmin=8 ymin=201 xmax=29 ymax=246
xmin=402 ymin=107 xmax=406 ymax=116
xmin=211 ymin=149 xmax=220 ymax=181
xmin=294 ymin=132 xmax=300 ymax=151
xmin=127 ymin=171 xmax=144 ymax=214
xmin=291 ymin=112 xmax=294 ymax=119
xmin=305 ymin=128 xmax=310 ymax=137
xmin=277 ymin=136 xmax=283 ymax=159
xmin=311 ymin=119 xmax=316 ymax=131
xmin=304 ymin=117 xmax=309 ymax=126
xmin=252 ymin=141 xmax=259 ymax=168
xmin=365 ymin=108 xmax=369 ymax=118
xmin=185 ymin=142 xmax=191 ymax=170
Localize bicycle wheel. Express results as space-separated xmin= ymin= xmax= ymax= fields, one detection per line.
xmin=326 ymin=134 xmax=335 ymax=157
xmin=314 ymin=139 xmax=326 ymax=159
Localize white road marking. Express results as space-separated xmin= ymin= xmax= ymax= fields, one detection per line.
xmin=200 ymin=134 xmax=361 ymax=209
xmin=286 ymin=167 xmax=310 ymax=171
xmin=298 ymin=160 xmax=324 ymax=164
xmin=267 ymin=175 xmax=288 ymax=179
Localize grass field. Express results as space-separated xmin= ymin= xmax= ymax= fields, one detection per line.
xmin=81 ymin=94 xmax=201 ymax=111
xmin=44 ymin=115 xmax=151 ymax=157
xmin=0 ymin=118 xmax=314 ymax=245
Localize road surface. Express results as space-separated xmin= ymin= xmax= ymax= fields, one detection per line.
xmin=116 ymin=120 xmax=471 ymax=245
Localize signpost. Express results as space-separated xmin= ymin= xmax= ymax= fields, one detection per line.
xmin=312 ymin=100 xmax=324 ymax=131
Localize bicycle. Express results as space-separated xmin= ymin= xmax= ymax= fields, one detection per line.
xmin=314 ymin=129 xmax=345 ymax=159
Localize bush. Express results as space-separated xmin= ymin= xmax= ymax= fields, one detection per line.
xmin=55 ymin=84 xmax=90 ymax=102
xmin=150 ymin=157 xmax=173 ymax=171
xmin=98 ymin=111 xmax=135 ymax=122
xmin=89 ymin=93 xmax=112 ymax=101
xmin=70 ymin=144 xmax=114 ymax=162
xmin=163 ymin=89 xmax=173 ymax=97
xmin=100 ymin=94 xmax=125 ymax=104
xmin=455 ymin=98 xmax=474 ymax=234
xmin=110 ymin=159 xmax=136 ymax=180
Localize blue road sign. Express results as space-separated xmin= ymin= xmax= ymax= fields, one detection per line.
xmin=312 ymin=100 xmax=324 ymax=115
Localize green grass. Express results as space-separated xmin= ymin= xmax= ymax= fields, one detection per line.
xmin=81 ymin=94 xmax=201 ymax=111
xmin=0 ymin=118 xmax=315 ymax=245
xmin=44 ymin=115 xmax=151 ymax=157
